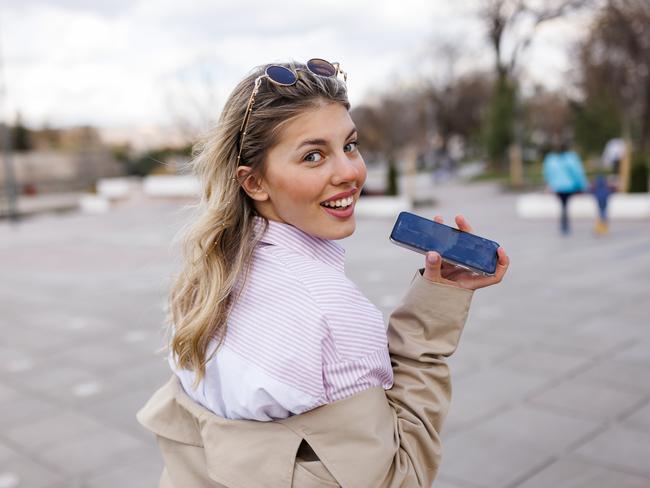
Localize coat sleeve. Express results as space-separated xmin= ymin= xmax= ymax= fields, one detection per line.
xmin=382 ymin=270 xmax=473 ymax=487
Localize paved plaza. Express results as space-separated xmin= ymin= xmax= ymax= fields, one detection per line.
xmin=1 ymin=181 xmax=649 ymax=487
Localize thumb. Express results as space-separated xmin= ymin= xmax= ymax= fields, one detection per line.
xmin=422 ymin=251 xmax=442 ymax=282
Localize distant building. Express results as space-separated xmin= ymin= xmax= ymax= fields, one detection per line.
xmin=0 ymin=125 xmax=124 ymax=195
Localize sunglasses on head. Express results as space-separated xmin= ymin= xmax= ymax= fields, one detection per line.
xmin=236 ymin=58 xmax=347 ymax=165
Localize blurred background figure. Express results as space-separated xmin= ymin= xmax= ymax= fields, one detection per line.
xmin=601 ymin=137 xmax=625 ymax=174
xmin=542 ymin=138 xmax=589 ymax=235
xmin=591 ymin=173 xmax=616 ymax=235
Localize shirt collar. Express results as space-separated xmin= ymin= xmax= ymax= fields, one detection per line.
xmin=253 ymin=215 xmax=345 ymax=272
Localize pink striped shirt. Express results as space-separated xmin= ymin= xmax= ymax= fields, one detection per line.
xmin=170 ymin=216 xmax=394 ymax=421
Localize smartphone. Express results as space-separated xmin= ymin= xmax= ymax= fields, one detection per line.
xmin=389 ymin=211 xmax=500 ymax=276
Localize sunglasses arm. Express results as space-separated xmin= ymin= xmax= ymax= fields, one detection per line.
xmin=237 ymin=75 xmax=267 ymax=163
xmin=330 ymin=62 xmax=347 ymax=82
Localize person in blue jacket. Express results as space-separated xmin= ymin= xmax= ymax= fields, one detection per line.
xmin=542 ymin=139 xmax=589 ymax=235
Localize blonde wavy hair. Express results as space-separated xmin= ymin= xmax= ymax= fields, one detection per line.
xmin=168 ymin=60 xmax=350 ymax=385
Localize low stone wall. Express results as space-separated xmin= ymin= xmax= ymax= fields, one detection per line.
xmin=516 ymin=193 xmax=650 ymax=219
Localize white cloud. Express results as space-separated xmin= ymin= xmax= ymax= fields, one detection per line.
xmin=0 ymin=0 xmax=594 ymax=132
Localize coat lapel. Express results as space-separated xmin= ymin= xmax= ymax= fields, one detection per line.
xmin=137 ymin=376 xmax=302 ymax=488
xmin=280 ymin=387 xmax=397 ymax=488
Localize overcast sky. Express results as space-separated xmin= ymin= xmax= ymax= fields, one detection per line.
xmin=1 ymin=0 xmax=595 ymax=133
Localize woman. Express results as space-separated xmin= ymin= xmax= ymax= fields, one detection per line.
xmin=137 ymin=59 xmax=509 ymax=487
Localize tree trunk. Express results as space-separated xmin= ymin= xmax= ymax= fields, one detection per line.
xmin=640 ymin=76 xmax=650 ymax=153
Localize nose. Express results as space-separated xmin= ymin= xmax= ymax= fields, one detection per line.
xmin=330 ymin=151 xmax=361 ymax=186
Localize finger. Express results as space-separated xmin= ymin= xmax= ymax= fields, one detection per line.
xmin=455 ymin=214 xmax=474 ymax=233
xmin=493 ymin=247 xmax=510 ymax=280
xmin=466 ymin=247 xmax=509 ymax=289
xmin=433 ymin=215 xmax=444 ymax=224
xmin=422 ymin=251 xmax=443 ymax=282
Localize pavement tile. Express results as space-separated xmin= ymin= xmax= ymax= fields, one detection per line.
xmin=431 ymin=476 xmax=475 ymax=488
xmin=0 ymin=441 xmax=19 ymax=462
xmin=531 ymin=327 xmax=638 ymax=358
xmin=445 ymin=404 xmax=601 ymax=453
xmin=3 ymin=363 xmax=115 ymax=407
xmin=527 ymin=378 xmax=646 ymax=421
xmin=569 ymin=360 xmax=650 ymax=395
xmin=449 ymin=339 xmax=518 ymax=370
xmin=0 ymin=451 xmax=67 ymax=488
xmin=517 ymin=457 xmax=650 ymax=488
xmin=438 ymin=429 xmax=552 ymax=488
xmin=443 ymin=367 xmax=551 ymax=433
xmin=85 ymin=452 xmax=163 ymax=488
xmin=84 ymin=386 xmax=163 ymax=437
xmin=5 ymin=324 xmax=79 ymax=354
xmin=494 ymin=346 xmax=594 ymax=378
xmin=574 ymin=425 xmax=650 ymax=478
xmin=621 ymin=400 xmax=650 ymax=433
xmin=0 ymin=381 xmax=20 ymax=402
xmin=611 ymin=341 xmax=650 ymax=367
xmin=2 ymin=410 xmax=110 ymax=451
xmin=41 ymin=342 xmax=146 ymax=374
xmin=35 ymin=428 xmax=146 ymax=477
xmin=107 ymin=357 xmax=171 ymax=391
xmin=0 ymin=392 xmax=59 ymax=430
xmin=0 ymin=346 xmax=38 ymax=376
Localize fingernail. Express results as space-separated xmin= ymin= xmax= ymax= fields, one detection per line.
xmin=427 ymin=253 xmax=438 ymax=264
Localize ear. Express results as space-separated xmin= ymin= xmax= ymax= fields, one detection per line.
xmin=236 ymin=166 xmax=269 ymax=202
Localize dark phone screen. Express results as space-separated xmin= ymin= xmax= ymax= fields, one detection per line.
xmin=390 ymin=212 xmax=499 ymax=274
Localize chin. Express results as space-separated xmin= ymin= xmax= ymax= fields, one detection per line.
xmin=322 ymin=217 xmax=356 ymax=240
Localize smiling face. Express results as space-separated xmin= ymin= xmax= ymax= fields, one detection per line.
xmin=237 ymin=100 xmax=366 ymax=240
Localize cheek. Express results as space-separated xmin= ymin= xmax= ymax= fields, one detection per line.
xmin=356 ymin=157 xmax=367 ymax=185
xmin=271 ymin=168 xmax=324 ymax=205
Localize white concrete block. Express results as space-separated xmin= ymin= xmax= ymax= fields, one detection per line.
xmin=355 ymin=196 xmax=413 ymax=218
xmin=516 ymin=193 xmax=650 ymax=219
xmin=97 ymin=177 xmax=142 ymax=200
xmin=398 ymin=173 xmax=435 ymax=201
xmin=79 ymin=195 xmax=110 ymax=214
xmin=142 ymin=175 xmax=199 ymax=198
xmin=610 ymin=194 xmax=650 ymax=218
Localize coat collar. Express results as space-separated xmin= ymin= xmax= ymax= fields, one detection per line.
xmin=137 ymin=375 xmax=301 ymax=488
xmin=252 ymin=215 xmax=345 ymax=273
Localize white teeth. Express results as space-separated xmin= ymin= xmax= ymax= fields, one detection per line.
xmin=322 ymin=196 xmax=353 ymax=208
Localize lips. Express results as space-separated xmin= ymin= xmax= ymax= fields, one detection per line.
xmin=321 ymin=199 xmax=356 ymax=218
xmin=319 ymin=187 xmax=358 ymax=206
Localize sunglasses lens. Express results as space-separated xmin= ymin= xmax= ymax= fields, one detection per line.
xmin=307 ymin=58 xmax=337 ymax=77
xmin=266 ymin=65 xmax=297 ymax=85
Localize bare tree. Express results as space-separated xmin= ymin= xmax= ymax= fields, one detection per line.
xmin=480 ymin=0 xmax=594 ymax=173
xmin=351 ymin=91 xmax=424 ymax=194
xmin=523 ymin=85 xmax=572 ymax=144
xmin=423 ymin=71 xmax=493 ymax=149
xmin=576 ymin=0 xmax=650 ymax=151
xmin=163 ymin=61 xmax=222 ymax=143
xmin=482 ymin=0 xmax=594 ymax=82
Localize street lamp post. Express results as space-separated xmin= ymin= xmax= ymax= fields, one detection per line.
xmin=1 ymin=121 xmax=17 ymax=220
xmin=0 ymin=15 xmax=18 ymax=221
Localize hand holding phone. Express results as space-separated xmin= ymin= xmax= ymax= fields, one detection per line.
xmin=390 ymin=212 xmax=509 ymax=290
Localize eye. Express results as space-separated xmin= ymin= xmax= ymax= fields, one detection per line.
xmin=303 ymin=151 xmax=323 ymax=163
xmin=344 ymin=140 xmax=360 ymax=152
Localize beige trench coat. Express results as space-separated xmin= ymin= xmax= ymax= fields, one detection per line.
xmin=137 ymin=271 xmax=474 ymax=487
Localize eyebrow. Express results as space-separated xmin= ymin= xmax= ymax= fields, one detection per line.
xmin=295 ymin=127 xmax=358 ymax=151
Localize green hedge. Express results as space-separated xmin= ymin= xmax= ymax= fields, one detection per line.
xmin=629 ymin=153 xmax=649 ymax=193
